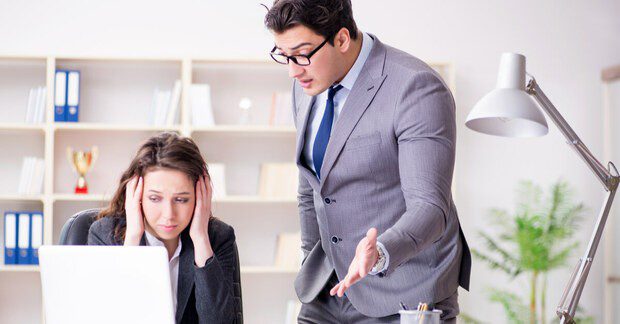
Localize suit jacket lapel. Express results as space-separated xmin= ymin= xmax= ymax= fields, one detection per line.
xmin=175 ymin=232 xmax=194 ymax=323
xmin=319 ymin=39 xmax=388 ymax=188
xmin=295 ymin=92 xmax=319 ymax=187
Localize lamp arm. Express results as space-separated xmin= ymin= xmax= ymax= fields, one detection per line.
xmin=526 ymin=76 xmax=620 ymax=323
xmin=527 ymin=78 xmax=615 ymax=189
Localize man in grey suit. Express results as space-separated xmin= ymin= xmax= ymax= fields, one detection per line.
xmin=264 ymin=1 xmax=471 ymax=322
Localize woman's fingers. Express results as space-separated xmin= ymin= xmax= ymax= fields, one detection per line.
xmin=126 ymin=176 xmax=135 ymax=198
xmin=195 ymin=175 xmax=202 ymax=204
xmin=204 ymin=175 xmax=213 ymax=201
xmin=201 ymin=173 xmax=208 ymax=201
xmin=135 ymin=176 xmax=143 ymax=203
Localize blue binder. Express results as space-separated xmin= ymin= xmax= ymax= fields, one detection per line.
xmin=17 ymin=212 xmax=31 ymax=264
xmin=66 ymin=71 xmax=80 ymax=122
xmin=3 ymin=212 xmax=17 ymax=265
xmin=54 ymin=70 xmax=67 ymax=122
xmin=29 ymin=212 xmax=43 ymax=265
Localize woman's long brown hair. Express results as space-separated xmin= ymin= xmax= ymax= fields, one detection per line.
xmin=97 ymin=132 xmax=209 ymax=242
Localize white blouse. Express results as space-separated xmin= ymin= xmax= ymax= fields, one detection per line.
xmin=144 ymin=231 xmax=182 ymax=312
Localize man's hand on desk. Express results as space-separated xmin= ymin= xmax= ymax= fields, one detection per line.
xmin=330 ymin=228 xmax=379 ymax=297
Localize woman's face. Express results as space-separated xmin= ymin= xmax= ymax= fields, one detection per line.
xmin=141 ymin=167 xmax=195 ymax=242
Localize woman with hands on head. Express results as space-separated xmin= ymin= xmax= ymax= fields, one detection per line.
xmin=88 ymin=132 xmax=238 ymax=324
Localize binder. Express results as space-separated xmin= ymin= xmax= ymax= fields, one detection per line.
xmin=54 ymin=70 xmax=67 ymax=122
xmin=3 ymin=212 xmax=17 ymax=265
xmin=17 ymin=213 xmax=31 ymax=264
xmin=66 ymin=71 xmax=80 ymax=122
xmin=30 ymin=212 xmax=43 ymax=265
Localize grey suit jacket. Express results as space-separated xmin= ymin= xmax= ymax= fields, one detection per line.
xmin=88 ymin=216 xmax=238 ymax=324
xmin=293 ymin=34 xmax=471 ymax=318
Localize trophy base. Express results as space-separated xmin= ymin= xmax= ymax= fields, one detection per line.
xmin=74 ymin=186 xmax=88 ymax=194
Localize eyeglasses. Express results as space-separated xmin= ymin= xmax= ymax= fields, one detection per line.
xmin=269 ymin=37 xmax=330 ymax=66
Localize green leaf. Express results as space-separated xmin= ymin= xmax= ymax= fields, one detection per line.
xmin=487 ymin=288 xmax=530 ymax=324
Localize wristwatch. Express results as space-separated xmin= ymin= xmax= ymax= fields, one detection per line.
xmin=371 ymin=244 xmax=387 ymax=274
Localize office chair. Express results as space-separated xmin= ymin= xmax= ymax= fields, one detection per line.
xmin=58 ymin=208 xmax=244 ymax=323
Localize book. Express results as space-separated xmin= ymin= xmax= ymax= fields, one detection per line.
xmin=18 ymin=157 xmax=45 ymax=195
xmin=18 ymin=157 xmax=34 ymax=195
xmin=25 ymin=88 xmax=36 ymax=123
xmin=258 ymin=163 xmax=299 ymax=198
xmin=190 ymin=84 xmax=215 ymax=127
xmin=150 ymin=88 xmax=172 ymax=126
xmin=148 ymin=80 xmax=181 ymax=127
xmin=17 ymin=157 xmax=29 ymax=194
xmin=34 ymin=87 xmax=47 ymax=123
xmin=31 ymin=158 xmax=45 ymax=194
xmin=268 ymin=91 xmax=293 ymax=126
xmin=166 ymin=80 xmax=182 ymax=126
xmin=208 ymin=163 xmax=226 ymax=199
xmin=274 ymin=231 xmax=302 ymax=269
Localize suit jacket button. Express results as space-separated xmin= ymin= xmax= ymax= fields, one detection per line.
xmin=324 ymin=198 xmax=331 ymax=204
xmin=331 ymin=236 xmax=339 ymax=244
xmin=378 ymin=272 xmax=385 ymax=278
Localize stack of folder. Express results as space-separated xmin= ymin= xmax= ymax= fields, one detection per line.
xmin=25 ymin=86 xmax=47 ymax=124
xmin=3 ymin=211 xmax=43 ymax=265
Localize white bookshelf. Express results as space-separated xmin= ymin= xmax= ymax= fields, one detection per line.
xmin=0 ymin=123 xmax=46 ymax=131
xmin=0 ymin=194 xmax=45 ymax=202
xmin=0 ymin=54 xmax=454 ymax=324
xmin=0 ymin=265 xmax=40 ymax=273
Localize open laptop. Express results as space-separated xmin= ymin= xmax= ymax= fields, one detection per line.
xmin=39 ymin=246 xmax=175 ymax=324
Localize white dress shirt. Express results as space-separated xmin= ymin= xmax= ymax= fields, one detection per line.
xmin=144 ymin=231 xmax=182 ymax=312
xmin=302 ymin=32 xmax=374 ymax=175
xmin=301 ymin=32 xmax=389 ymax=275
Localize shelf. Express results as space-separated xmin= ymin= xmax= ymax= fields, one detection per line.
xmin=53 ymin=123 xmax=182 ymax=132
xmin=53 ymin=193 xmax=110 ymax=202
xmin=0 ymin=265 xmax=40 ymax=273
xmin=0 ymin=123 xmax=46 ymax=132
xmin=0 ymin=194 xmax=44 ymax=202
xmin=191 ymin=125 xmax=295 ymax=135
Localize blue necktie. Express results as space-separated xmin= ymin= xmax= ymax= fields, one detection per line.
xmin=313 ymin=84 xmax=343 ymax=179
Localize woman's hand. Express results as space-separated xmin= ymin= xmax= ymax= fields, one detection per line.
xmin=190 ymin=170 xmax=214 ymax=267
xmin=124 ymin=175 xmax=145 ymax=246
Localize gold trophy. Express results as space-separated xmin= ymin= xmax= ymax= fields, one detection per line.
xmin=66 ymin=146 xmax=98 ymax=194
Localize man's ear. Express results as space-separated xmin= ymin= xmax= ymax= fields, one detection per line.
xmin=335 ymin=27 xmax=351 ymax=53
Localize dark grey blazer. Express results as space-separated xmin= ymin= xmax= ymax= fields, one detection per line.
xmin=88 ymin=216 xmax=238 ymax=324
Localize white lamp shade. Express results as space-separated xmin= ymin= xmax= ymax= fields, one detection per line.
xmin=465 ymin=53 xmax=549 ymax=138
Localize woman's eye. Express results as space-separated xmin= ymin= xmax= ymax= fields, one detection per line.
xmin=149 ymin=196 xmax=160 ymax=202
xmin=175 ymin=198 xmax=189 ymax=203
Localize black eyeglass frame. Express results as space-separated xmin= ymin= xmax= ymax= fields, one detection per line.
xmin=269 ymin=37 xmax=331 ymax=66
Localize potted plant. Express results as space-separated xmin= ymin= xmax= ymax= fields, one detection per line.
xmin=466 ymin=180 xmax=593 ymax=324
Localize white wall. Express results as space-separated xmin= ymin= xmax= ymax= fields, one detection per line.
xmin=1 ymin=0 xmax=619 ymax=322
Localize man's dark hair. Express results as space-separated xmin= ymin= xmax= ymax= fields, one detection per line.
xmin=264 ymin=0 xmax=359 ymax=45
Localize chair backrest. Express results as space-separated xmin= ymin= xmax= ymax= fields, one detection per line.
xmin=58 ymin=208 xmax=243 ymax=323
xmin=58 ymin=208 xmax=99 ymax=245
